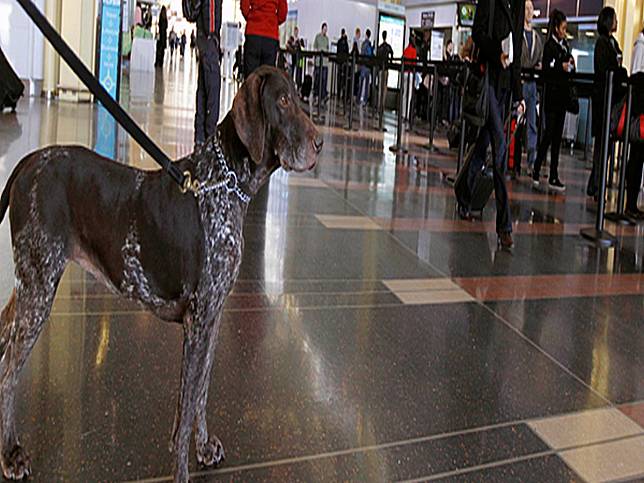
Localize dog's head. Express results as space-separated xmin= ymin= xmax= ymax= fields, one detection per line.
xmin=231 ymin=66 xmax=322 ymax=172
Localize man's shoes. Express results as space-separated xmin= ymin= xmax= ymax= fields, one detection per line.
xmin=457 ymin=204 xmax=473 ymax=221
xmin=548 ymin=178 xmax=566 ymax=192
xmin=532 ymin=173 xmax=540 ymax=188
xmin=194 ymin=141 xmax=205 ymax=151
xmin=625 ymin=207 xmax=644 ymax=220
xmin=498 ymin=232 xmax=514 ymax=250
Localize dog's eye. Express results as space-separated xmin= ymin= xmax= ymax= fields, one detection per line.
xmin=279 ymin=95 xmax=289 ymax=108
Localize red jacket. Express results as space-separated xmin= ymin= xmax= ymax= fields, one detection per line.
xmin=241 ymin=0 xmax=288 ymax=41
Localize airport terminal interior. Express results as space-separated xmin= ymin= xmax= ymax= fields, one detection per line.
xmin=0 ymin=0 xmax=643 ymax=481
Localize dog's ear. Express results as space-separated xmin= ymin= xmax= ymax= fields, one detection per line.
xmin=231 ymin=72 xmax=266 ymax=164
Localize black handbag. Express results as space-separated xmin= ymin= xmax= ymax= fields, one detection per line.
xmin=182 ymin=0 xmax=202 ymax=22
xmin=462 ymin=0 xmax=495 ymax=127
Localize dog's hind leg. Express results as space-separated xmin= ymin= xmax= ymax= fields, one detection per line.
xmin=170 ymin=314 xmax=222 ymax=482
xmin=193 ymin=315 xmax=225 ymax=468
xmin=0 ymin=233 xmax=66 ymax=480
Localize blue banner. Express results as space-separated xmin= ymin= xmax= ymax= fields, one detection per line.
xmin=98 ymin=0 xmax=121 ymax=100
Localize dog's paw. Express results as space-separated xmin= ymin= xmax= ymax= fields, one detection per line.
xmin=1 ymin=445 xmax=31 ymax=480
xmin=196 ymin=436 xmax=225 ymax=467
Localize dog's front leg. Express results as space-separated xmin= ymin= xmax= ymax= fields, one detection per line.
xmin=193 ymin=314 xmax=225 ymax=468
xmin=170 ymin=314 xmax=222 ymax=482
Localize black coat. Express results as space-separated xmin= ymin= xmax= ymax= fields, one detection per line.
xmin=196 ymin=0 xmax=223 ymax=39
xmin=472 ymin=0 xmax=526 ymax=101
xmin=592 ymin=34 xmax=627 ymax=136
xmin=541 ymin=36 xmax=573 ymax=111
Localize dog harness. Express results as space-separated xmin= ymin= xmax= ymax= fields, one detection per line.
xmin=181 ymin=138 xmax=252 ymax=204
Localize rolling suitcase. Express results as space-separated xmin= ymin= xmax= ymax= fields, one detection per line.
xmin=454 ymin=144 xmax=494 ymax=215
xmin=0 ymin=46 xmax=24 ymax=112
xmin=301 ymin=74 xmax=312 ymax=100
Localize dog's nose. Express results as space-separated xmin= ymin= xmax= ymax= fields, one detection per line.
xmin=313 ymin=135 xmax=324 ymax=154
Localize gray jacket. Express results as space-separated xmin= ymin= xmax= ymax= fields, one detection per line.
xmin=521 ymin=27 xmax=543 ymax=69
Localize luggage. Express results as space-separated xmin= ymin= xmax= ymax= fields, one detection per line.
xmin=454 ymin=144 xmax=494 ymax=214
xmin=0 ymin=47 xmax=24 ymax=112
xmin=301 ymin=74 xmax=312 ymax=100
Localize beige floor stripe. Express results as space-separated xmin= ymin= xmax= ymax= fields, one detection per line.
xmin=559 ymin=435 xmax=644 ymax=482
xmin=315 ymin=215 xmax=383 ymax=230
xmin=383 ymin=278 xmax=475 ymax=305
xmin=528 ymin=408 xmax=643 ymax=450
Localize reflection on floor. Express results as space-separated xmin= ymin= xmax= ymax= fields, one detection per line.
xmin=0 ymin=57 xmax=642 ymax=482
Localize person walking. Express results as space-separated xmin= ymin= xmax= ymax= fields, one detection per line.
xmin=180 ymin=31 xmax=187 ymax=57
xmin=587 ymin=6 xmax=628 ymax=198
xmin=626 ymin=26 xmax=644 ymax=219
xmin=192 ymin=0 xmax=223 ymax=147
xmin=531 ymin=9 xmax=573 ymax=192
xmin=520 ymin=0 xmax=543 ymax=175
xmin=241 ymin=0 xmax=288 ymax=77
xmin=155 ymin=6 xmax=168 ymax=67
xmin=458 ymin=0 xmax=526 ymax=249
xmin=169 ymin=29 xmax=177 ymax=59
xmin=313 ymin=23 xmax=330 ymax=104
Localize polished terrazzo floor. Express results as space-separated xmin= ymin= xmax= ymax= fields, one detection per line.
xmin=0 ymin=56 xmax=643 ymax=482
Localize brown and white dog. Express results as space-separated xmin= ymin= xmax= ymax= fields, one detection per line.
xmin=0 ymin=66 xmax=322 ymax=482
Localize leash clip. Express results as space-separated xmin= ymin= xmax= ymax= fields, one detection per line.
xmin=180 ymin=170 xmax=201 ymax=195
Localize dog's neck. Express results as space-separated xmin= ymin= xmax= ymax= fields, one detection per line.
xmin=215 ymin=115 xmax=279 ymax=196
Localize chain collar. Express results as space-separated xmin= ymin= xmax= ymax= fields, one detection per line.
xmin=181 ymin=138 xmax=252 ymax=204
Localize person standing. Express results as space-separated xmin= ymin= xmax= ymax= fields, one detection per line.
xmin=180 ymin=31 xmax=187 ymax=57
xmin=337 ymin=28 xmax=350 ymax=100
xmin=377 ymin=31 xmax=394 ymax=112
xmin=155 ymin=6 xmax=168 ymax=67
xmin=531 ymin=9 xmax=573 ymax=192
xmin=193 ymin=0 xmax=223 ymax=147
xmin=358 ymin=29 xmax=374 ymax=106
xmin=169 ymin=29 xmax=177 ymax=59
xmin=626 ymin=26 xmax=644 ymax=218
xmin=313 ymin=23 xmax=330 ymax=104
xmin=520 ymin=0 xmax=543 ymax=175
xmin=587 ymin=6 xmax=628 ymax=198
xmin=241 ymin=0 xmax=288 ymax=77
xmin=458 ymin=0 xmax=526 ymax=249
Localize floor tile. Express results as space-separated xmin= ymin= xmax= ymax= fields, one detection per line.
xmin=528 ymin=408 xmax=643 ymax=450
xmin=619 ymin=402 xmax=644 ymax=428
xmin=559 ymin=435 xmax=644 ymax=483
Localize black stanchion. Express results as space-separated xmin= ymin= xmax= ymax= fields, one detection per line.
xmin=389 ymin=59 xmax=408 ymax=154
xmin=581 ymin=71 xmax=617 ymax=247
xmin=378 ymin=59 xmax=387 ymax=132
xmin=583 ymin=98 xmax=592 ymax=161
xmin=345 ymin=51 xmax=357 ymax=131
xmin=408 ymin=72 xmax=415 ymax=130
xmin=423 ymin=65 xmax=439 ymax=152
xmin=606 ymin=84 xmax=634 ymax=225
xmin=315 ymin=51 xmax=324 ymax=121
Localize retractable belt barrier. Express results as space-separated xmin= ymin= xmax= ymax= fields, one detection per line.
xmin=15 ymin=0 xmax=186 ymax=189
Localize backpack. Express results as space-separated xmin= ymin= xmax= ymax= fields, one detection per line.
xmin=182 ymin=0 xmax=202 ymax=22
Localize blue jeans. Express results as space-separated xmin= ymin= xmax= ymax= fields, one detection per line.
xmin=523 ymin=81 xmax=538 ymax=167
xmin=358 ymin=67 xmax=371 ymax=105
xmin=467 ymin=86 xmax=512 ymax=234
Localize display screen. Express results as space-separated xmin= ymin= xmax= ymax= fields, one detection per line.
xmin=458 ymin=3 xmax=476 ymax=27
xmin=378 ymin=13 xmax=406 ymax=89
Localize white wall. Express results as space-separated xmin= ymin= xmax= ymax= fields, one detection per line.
xmin=288 ymin=0 xmax=379 ymax=49
xmin=0 ymin=0 xmax=45 ymax=91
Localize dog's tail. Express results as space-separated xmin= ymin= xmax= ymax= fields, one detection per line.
xmin=0 ymin=159 xmax=26 ymax=225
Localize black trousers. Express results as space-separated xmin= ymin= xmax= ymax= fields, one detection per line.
xmin=626 ymin=142 xmax=644 ymax=210
xmin=195 ymin=36 xmax=221 ymax=144
xmin=244 ymin=34 xmax=278 ymax=78
xmin=534 ymin=106 xmax=566 ymax=181
xmin=466 ymin=86 xmax=512 ymax=234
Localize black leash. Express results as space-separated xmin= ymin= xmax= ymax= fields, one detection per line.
xmin=15 ymin=0 xmax=186 ymax=188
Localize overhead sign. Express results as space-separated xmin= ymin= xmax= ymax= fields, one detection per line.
xmin=378 ymin=1 xmax=406 ymax=16
xmin=97 ymin=0 xmax=122 ymax=100
xmin=421 ymin=11 xmax=435 ymax=29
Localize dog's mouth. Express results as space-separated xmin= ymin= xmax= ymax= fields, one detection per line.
xmin=275 ymin=146 xmax=317 ymax=173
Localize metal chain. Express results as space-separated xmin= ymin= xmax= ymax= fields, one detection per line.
xmin=181 ymin=140 xmax=252 ymax=204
